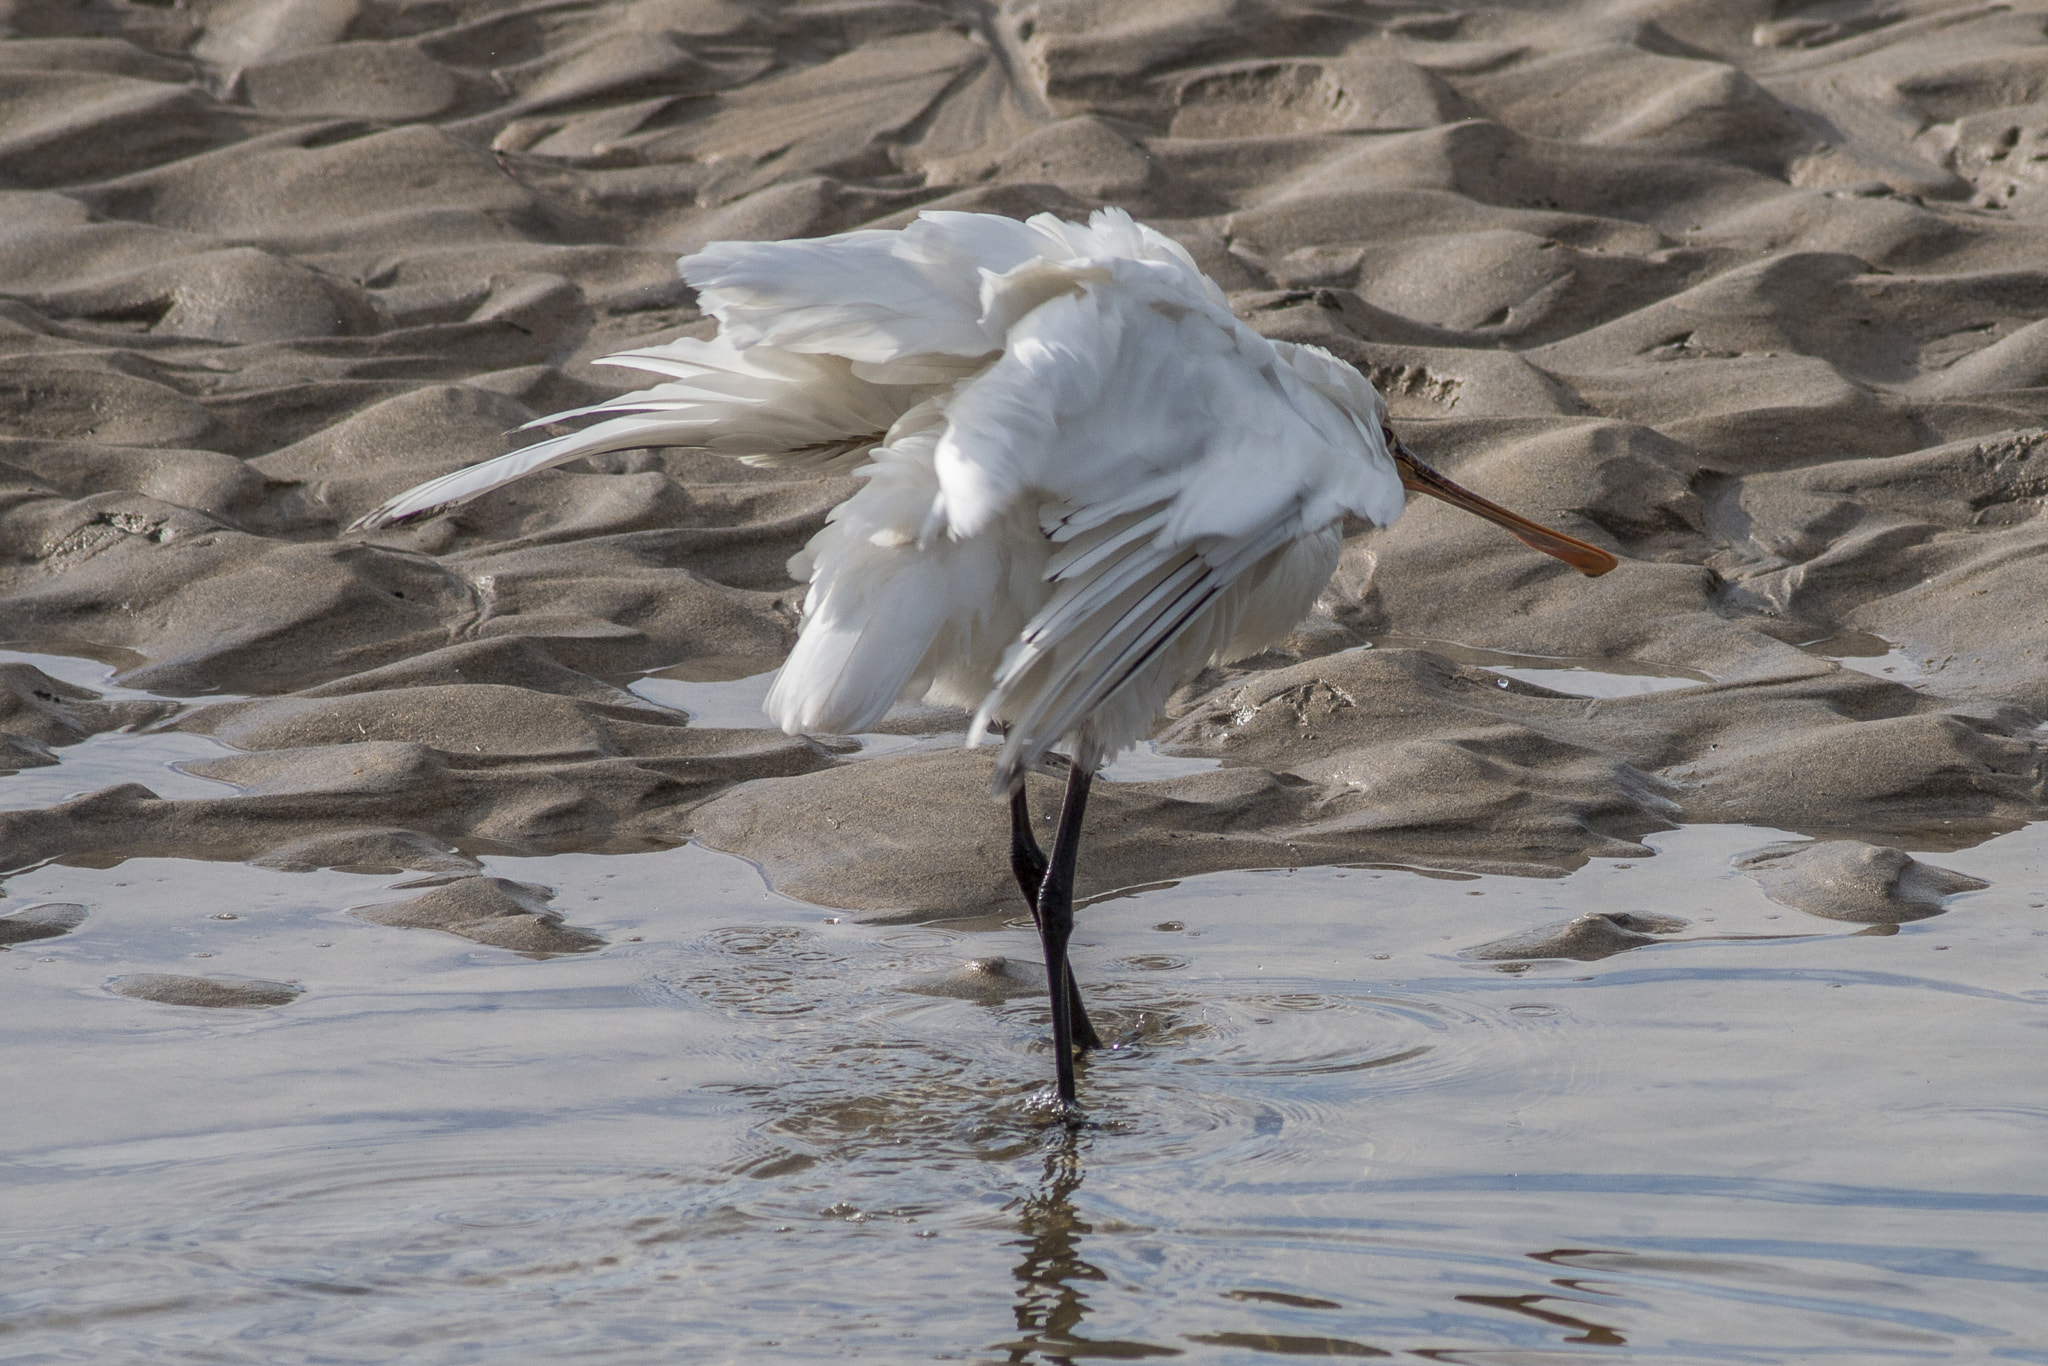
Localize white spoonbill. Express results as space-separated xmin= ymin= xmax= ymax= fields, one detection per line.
xmin=352 ymin=207 xmax=1616 ymax=1106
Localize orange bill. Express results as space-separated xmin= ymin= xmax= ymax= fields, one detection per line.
xmin=1393 ymin=446 xmax=1618 ymax=577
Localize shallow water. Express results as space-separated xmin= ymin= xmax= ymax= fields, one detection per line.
xmin=5 ymin=775 xmax=2047 ymax=1363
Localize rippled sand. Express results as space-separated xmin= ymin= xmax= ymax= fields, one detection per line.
xmin=5 ymin=0 xmax=2048 ymax=886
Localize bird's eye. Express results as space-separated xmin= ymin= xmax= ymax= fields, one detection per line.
xmin=1380 ymin=425 xmax=1396 ymax=445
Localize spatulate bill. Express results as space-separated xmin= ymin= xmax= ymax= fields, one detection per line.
xmin=1393 ymin=447 xmax=1618 ymax=577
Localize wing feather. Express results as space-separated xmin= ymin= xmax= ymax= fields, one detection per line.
xmin=915 ymin=238 xmax=1402 ymax=787
xmin=1043 ymin=506 xmax=1170 ymax=579
xmin=682 ymin=212 xmax=1069 ymax=362
xmin=988 ymin=555 xmax=1213 ymax=761
xmin=978 ymin=512 xmax=1304 ymax=789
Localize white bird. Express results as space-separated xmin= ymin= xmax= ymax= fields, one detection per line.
xmin=352 ymin=207 xmax=1615 ymax=1106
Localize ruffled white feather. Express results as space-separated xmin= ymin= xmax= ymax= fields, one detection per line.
xmin=350 ymin=207 xmax=1407 ymax=788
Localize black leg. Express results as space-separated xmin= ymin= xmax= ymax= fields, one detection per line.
xmin=1035 ymin=753 xmax=1098 ymax=1105
xmin=1010 ymin=782 xmax=1102 ymax=1055
xmin=1009 ymin=784 xmax=1048 ymax=903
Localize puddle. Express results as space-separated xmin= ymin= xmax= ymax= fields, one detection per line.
xmin=1799 ymin=631 xmax=1943 ymax=685
xmin=0 ymin=645 xmax=246 ymax=705
xmin=0 ymin=729 xmax=243 ymax=809
xmin=0 ymin=643 xmax=157 ymax=699
xmin=1483 ymin=665 xmax=1709 ymax=697
xmin=1353 ymin=636 xmax=1718 ymax=697
xmin=628 ymin=667 xmax=780 ymax=729
xmin=0 ymin=647 xmax=246 ymax=807
xmin=1835 ymin=650 xmax=1937 ymax=683
xmin=629 ymin=669 xmax=970 ymax=763
xmin=1102 ymin=741 xmax=1224 ymax=782
xmin=842 ymin=728 xmax=966 ymax=759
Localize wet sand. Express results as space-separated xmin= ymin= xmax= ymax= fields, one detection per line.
xmin=4 ymin=0 xmax=2048 ymax=1358
xmin=3 ymin=0 xmax=2047 ymax=892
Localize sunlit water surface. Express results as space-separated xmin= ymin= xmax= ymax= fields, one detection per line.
xmin=3 ymin=654 xmax=2047 ymax=1363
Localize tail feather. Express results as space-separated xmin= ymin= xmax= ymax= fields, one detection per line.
xmin=347 ymin=413 xmax=680 ymax=530
xmin=348 ymin=338 xmax=914 ymax=532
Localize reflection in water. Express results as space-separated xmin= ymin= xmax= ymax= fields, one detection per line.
xmin=1444 ymin=1246 xmax=1634 ymax=1347
xmin=997 ymin=1128 xmax=1181 ymax=1362
xmin=1182 ymin=1332 xmax=1387 ymax=1357
xmin=1455 ymin=1292 xmax=1627 ymax=1346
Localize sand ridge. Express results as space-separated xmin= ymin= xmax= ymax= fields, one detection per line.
xmin=2 ymin=0 xmax=2046 ymax=913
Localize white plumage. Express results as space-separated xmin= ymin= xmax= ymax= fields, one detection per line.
xmin=356 ymin=208 xmax=1408 ymax=788
xmin=355 ymin=207 xmax=1615 ymax=1105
